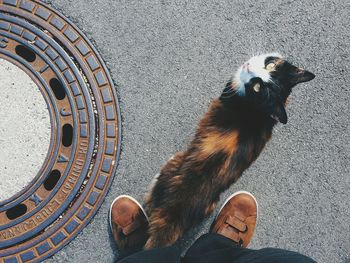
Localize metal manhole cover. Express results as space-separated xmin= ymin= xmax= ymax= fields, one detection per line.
xmin=0 ymin=0 xmax=121 ymax=262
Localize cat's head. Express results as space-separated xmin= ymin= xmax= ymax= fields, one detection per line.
xmin=221 ymin=53 xmax=315 ymax=124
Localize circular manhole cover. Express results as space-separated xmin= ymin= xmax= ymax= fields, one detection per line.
xmin=0 ymin=1 xmax=121 ymax=262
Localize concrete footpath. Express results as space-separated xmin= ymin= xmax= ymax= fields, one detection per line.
xmin=41 ymin=0 xmax=349 ymax=262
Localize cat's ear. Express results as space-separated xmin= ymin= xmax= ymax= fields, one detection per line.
xmin=271 ymin=101 xmax=288 ymax=124
xmin=291 ymin=68 xmax=315 ymax=85
xmin=220 ymin=81 xmax=236 ymax=101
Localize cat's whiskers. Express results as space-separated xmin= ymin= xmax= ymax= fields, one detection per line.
xmin=269 ymin=78 xmax=282 ymax=93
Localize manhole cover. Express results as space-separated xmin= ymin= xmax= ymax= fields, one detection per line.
xmin=0 ymin=1 xmax=121 ymax=262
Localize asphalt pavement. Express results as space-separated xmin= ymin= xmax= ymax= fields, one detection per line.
xmin=42 ymin=0 xmax=350 ymax=262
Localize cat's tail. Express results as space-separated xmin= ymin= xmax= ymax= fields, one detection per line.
xmin=144 ymin=208 xmax=183 ymax=249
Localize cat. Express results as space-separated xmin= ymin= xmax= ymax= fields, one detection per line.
xmin=144 ymin=53 xmax=315 ymax=249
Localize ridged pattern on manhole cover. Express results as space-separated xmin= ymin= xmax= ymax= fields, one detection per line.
xmin=0 ymin=0 xmax=121 ymax=262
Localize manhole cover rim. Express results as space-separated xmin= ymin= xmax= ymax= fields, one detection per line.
xmin=0 ymin=0 xmax=122 ymax=261
xmin=0 ymin=13 xmax=94 ymax=213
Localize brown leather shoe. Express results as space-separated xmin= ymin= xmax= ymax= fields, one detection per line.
xmin=210 ymin=191 xmax=258 ymax=248
xmin=109 ymin=195 xmax=149 ymax=251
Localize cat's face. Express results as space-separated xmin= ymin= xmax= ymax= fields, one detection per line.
xmin=223 ymin=53 xmax=315 ymax=124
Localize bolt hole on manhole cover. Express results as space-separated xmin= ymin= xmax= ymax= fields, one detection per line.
xmin=0 ymin=1 xmax=121 ymax=262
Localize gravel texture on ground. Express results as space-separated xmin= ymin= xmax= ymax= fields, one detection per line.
xmin=36 ymin=1 xmax=350 ymax=262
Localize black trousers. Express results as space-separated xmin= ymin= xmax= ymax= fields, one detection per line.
xmin=117 ymin=233 xmax=316 ymax=263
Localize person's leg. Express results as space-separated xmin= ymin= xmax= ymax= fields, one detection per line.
xmin=182 ymin=233 xmax=247 ymax=263
xmin=117 ymin=245 xmax=181 ymax=263
xmin=110 ymin=195 xmax=181 ymax=263
xmin=231 ymin=247 xmax=316 ymax=263
xmin=182 ymin=233 xmax=315 ymax=263
xmin=182 ymin=191 xmax=316 ymax=263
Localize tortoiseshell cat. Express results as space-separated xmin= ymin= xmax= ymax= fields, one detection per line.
xmin=144 ymin=53 xmax=315 ymax=249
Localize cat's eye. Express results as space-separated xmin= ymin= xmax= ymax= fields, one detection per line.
xmin=265 ymin=63 xmax=275 ymax=71
xmin=253 ymin=83 xmax=260 ymax=92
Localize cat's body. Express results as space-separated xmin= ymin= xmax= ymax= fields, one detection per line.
xmin=145 ymin=53 xmax=315 ymax=249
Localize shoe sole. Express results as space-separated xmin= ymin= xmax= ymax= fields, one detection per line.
xmin=109 ymin=195 xmax=149 ymax=232
xmin=215 ymin=190 xmax=259 ymax=221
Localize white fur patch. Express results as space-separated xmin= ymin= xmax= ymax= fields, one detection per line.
xmin=234 ymin=53 xmax=282 ymax=95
